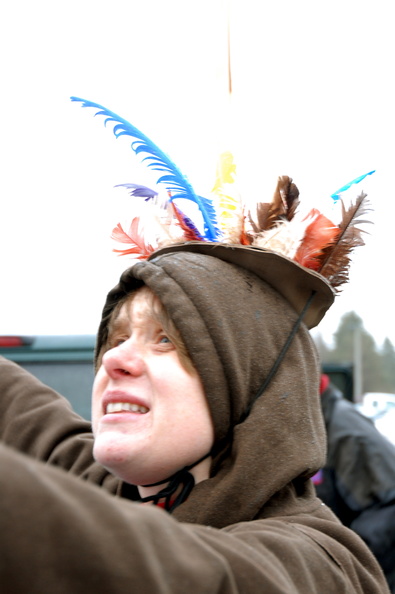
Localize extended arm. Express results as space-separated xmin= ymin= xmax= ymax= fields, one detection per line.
xmin=0 ymin=442 xmax=387 ymax=594
xmin=0 ymin=356 xmax=119 ymax=491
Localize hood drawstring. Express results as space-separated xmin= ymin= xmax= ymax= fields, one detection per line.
xmin=139 ymin=452 xmax=211 ymax=512
xmin=239 ymin=291 xmax=316 ymax=424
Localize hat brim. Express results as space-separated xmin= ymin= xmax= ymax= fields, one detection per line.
xmin=150 ymin=242 xmax=335 ymax=329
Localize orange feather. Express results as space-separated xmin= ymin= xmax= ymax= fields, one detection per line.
xmin=111 ymin=219 xmax=155 ymax=259
xmin=294 ymin=209 xmax=340 ymax=271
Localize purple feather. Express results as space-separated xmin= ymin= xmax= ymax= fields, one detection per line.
xmin=115 ymin=183 xmax=158 ymax=201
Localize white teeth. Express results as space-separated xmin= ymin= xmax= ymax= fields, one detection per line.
xmin=106 ymin=402 xmax=149 ymax=414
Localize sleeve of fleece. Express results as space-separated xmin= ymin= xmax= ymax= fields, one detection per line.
xmin=0 ymin=444 xmax=388 ymax=594
xmin=0 ymin=356 xmax=120 ymax=492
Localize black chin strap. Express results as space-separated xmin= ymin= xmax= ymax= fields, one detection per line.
xmin=239 ymin=290 xmax=316 ymax=423
xmin=139 ymin=452 xmax=211 ymax=512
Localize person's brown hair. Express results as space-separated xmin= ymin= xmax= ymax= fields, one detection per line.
xmin=97 ymin=286 xmax=195 ymax=374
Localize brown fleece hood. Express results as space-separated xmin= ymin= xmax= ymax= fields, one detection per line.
xmin=95 ymin=244 xmax=334 ymax=528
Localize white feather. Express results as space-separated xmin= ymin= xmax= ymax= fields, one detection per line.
xmin=252 ymin=219 xmax=309 ymax=259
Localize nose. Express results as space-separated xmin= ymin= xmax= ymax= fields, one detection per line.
xmin=102 ymin=339 xmax=145 ymax=379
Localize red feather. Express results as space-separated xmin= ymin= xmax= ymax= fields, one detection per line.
xmin=294 ymin=209 xmax=340 ymax=271
xmin=239 ymin=210 xmax=251 ymax=245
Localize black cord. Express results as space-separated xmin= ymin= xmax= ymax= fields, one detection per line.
xmin=139 ymin=452 xmax=211 ymax=512
xmin=240 ymin=290 xmax=317 ymax=423
xmin=140 ymin=468 xmax=195 ymax=511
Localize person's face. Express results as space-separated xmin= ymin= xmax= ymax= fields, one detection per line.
xmin=91 ymin=289 xmax=214 ymax=487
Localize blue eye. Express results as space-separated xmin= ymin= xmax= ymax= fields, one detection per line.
xmin=159 ymin=335 xmax=171 ymax=344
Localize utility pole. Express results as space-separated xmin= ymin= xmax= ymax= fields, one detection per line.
xmin=353 ymin=324 xmax=363 ymax=402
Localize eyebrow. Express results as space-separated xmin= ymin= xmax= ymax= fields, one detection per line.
xmin=108 ymin=310 xmax=129 ymax=337
xmin=109 ymin=303 xmax=159 ymax=337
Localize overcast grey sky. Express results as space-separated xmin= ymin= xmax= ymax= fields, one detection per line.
xmin=1 ymin=0 xmax=393 ymax=346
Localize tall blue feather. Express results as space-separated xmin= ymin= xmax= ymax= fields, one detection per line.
xmin=71 ymin=96 xmax=220 ymax=241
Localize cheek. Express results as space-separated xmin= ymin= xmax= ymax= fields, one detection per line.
xmin=91 ymin=370 xmax=107 ymax=433
xmin=178 ymin=374 xmax=214 ymax=440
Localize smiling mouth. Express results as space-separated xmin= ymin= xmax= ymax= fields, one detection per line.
xmin=105 ymin=402 xmax=149 ymax=414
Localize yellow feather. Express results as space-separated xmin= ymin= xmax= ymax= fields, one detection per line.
xmin=211 ymin=151 xmax=244 ymax=242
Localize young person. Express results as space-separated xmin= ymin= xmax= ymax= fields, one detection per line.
xmin=0 ymin=241 xmax=390 ymax=593
xmin=0 ymin=98 xmax=387 ymax=592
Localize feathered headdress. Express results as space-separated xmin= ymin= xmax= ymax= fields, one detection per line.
xmin=71 ymin=97 xmax=373 ymax=301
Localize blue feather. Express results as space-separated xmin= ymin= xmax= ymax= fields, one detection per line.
xmin=71 ymin=96 xmax=220 ymax=241
xmin=331 ymin=170 xmax=375 ymax=202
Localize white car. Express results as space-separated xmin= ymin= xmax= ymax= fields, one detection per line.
xmin=374 ymin=408 xmax=395 ymax=446
xmin=357 ymin=392 xmax=395 ymax=446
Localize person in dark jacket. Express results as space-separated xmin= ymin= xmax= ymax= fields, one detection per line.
xmin=314 ymin=374 xmax=395 ymax=592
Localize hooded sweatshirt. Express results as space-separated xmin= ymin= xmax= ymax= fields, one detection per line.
xmin=0 ymin=249 xmax=389 ymax=593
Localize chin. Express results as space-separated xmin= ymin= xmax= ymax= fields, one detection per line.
xmin=95 ymin=447 xmax=187 ymax=488
xmin=93 ymin=433 xmax=133 ymax=473
xmin=93 ymin=436 xmax=159 ymax=485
